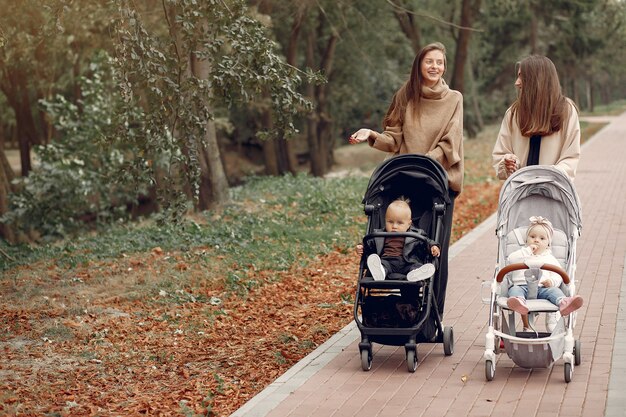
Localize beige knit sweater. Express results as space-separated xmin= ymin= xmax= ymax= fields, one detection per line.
xmin=492 ymin=98 xmax=581 ymax=180
xmin=367 ymin=79 xmax=464 ymax=193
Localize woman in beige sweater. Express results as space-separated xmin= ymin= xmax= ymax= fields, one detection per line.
xmin=492 ymin=55 xmax=581 ymax=180
xmin=349 ymin=42 xmax=464 ymax=317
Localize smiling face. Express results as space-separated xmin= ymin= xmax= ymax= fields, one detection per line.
xmin=385 ymin=201 xmax=412 ymax=233
xmin=420 ymin=50 xmax=445 ymax=87
xmin=526 ymin=224 xmax=551 ymax=254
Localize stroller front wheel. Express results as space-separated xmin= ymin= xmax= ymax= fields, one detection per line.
xmin=361 ymin=349 xmax=372 ymax=371
xmin=564 ymin=362 xmax=573 ymax=383
xmin=443 ymin=326 xmax=454 ymax=356
xmin=485 ymin=359 xmax=495 ymax=381
xmin=406 ymin=349 xmax=417 ymax=372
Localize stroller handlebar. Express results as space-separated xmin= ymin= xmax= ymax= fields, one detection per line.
xmin=496 ymin=262 xmax=570 ymax=284
xmin=363 ymin=231 xmax=432 ymax=243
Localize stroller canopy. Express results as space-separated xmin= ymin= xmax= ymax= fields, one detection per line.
xmin=497 ymin=166 xmax=582 ymax=240
xmin=362 ymin=154 xmax=450 ymax=207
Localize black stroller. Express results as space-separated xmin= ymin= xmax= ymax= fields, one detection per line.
xmin=353 ymin=154 xmax=454 ymax=372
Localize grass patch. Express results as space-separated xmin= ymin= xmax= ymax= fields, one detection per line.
xmin=1 ymin=174 xmax=369 ymax=294
xmin=580 ymin=99 xmax=626 ymax=116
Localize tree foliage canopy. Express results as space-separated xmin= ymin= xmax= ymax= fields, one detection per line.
xmin=1 ymin=0 xmax=626 ymax=241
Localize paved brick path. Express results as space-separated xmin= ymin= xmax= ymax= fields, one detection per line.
xmin=232 ymin=113 xmax=626 ymax=417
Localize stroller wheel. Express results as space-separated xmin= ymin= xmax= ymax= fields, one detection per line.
xmin=495 ymin=337 xmax=504 ymax=354
xmin=564 ymin=362 xmax=573 ymax=383
xmin=485 ymin=359 xmax=495 ymax=381
xmin=574 ymin=339 xmax=582 ymax=366
xmin=360 ymin=349 xmax=372 ymax=372
xmin=406 ymin=349 xmax=417 ymax=373
xmin=443 ymin=326 xmax=454 ymax=356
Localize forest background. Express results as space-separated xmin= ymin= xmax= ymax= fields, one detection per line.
xmin=1 ymin=0 xmax=626 ymax=416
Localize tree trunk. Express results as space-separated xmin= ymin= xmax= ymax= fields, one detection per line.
xmin=190 ymin=52 xmax=230 ymax=210
xmin=278 ymin=8 xmax=305 ymax=175
xmin=586 ymin=77 xmax=594 ymax=112
xmin=259 ymin=93 xmax=298 ymax=175
xmin=450 ymin=0 xmax=480 ymax=94
xmin=0 ymin=69 xmax=40 ymax=176
xmin=262 ymin=140 xmax=280 ymax=176
xmin=249 ymin=0 xmax=300 ymax=176
xmin=260 ymin=107 xmax=280 ymax=176
xmin=466 ymin=50 xmax=484 ymax=136
xmin=392 ymin=1 xmax=421 ymax=53
xmin=305 ymin=29 xmax=323 ymax=177
xmin=306 ymin=12 xmax=338 ymax=177
xmin=0 ymin=147 xmax=16 ymax=243
xmin=278 ymin=139 xmax=298 ymax=174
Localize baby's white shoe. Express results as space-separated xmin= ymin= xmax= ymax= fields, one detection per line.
xmin=367 ymin=254 xmax=386 ymax=281
xmin=407 ymin=263 xmax=435 ymax=282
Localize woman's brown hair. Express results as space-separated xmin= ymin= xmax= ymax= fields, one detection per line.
xmin=383 ymin=42 xmax=447 ymax=128
xmin=511 ymin=55 xmax=569 ymax=136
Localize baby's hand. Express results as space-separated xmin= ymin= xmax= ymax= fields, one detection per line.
xmin=540 ymin=279 xmax=553 ymax=288
xmin=529 ymin=244 xmax=539 ymax=254
xmin=356 ymin=244 xmax=363 ymax=256
xmin=431 ymin=246 xmax=440 ymax=257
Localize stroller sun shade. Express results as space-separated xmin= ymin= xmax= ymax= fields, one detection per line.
xmin=363 ymin=154 xmax=450 ymax=204
xmin=361 ymin=155 xmax=450 ymax=232
xmin=497 ymin=166 xmax=582 ymax=238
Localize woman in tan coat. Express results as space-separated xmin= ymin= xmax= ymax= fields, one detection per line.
xmin=349 ymin=42 xmax=464 ymax=317
xmin=492 ymin=55 xmax=581 ymax=180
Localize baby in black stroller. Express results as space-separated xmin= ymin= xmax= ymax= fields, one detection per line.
xmin=353 ymin=155 xmax=454 ymax=372
xmin=356 ymin=197 xmax=440 ymax=282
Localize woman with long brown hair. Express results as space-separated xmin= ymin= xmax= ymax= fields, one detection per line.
xmin=492 ymin=55 xmax=581 ymax=332
xmin=349 ymin=42 xmax=464 ymax=317
xmin=492 ymin=55 xmax=581 ymax=180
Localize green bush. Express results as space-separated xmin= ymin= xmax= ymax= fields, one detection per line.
xmin=1 ymin=51 xmax=148 ymax=237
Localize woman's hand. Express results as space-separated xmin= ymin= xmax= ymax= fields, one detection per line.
xmin=504 ymin=153 xmax=519 ymax=175
xmin=431 ymin=246 xmax=441 ymax=257
xmin=349 ymin=129 xmax=372 ymax=144
xmin=356 ymin=244 xmax=364 ymax=256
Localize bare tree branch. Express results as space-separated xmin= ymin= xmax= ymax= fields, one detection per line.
xmin=386 ymin=0 xmax=484 ymax=32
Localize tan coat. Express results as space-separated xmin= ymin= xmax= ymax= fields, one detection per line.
xmin=492 ymin=99 xmax=581 ymax=180
xmin=367 ymin=80 xmax=464 ymax=193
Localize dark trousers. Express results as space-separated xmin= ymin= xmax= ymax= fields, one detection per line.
xmin=380 ymin=256 xmax=422 ymax=275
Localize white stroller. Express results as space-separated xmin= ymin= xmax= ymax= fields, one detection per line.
xmin=483 ymin=166 xmax=583 ymax=382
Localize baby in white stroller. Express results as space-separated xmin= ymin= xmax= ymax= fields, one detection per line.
xmin=506 ymin=216 xmax=583 ymax=325
xmin=483 ymin=166 xmax=583 ymax=383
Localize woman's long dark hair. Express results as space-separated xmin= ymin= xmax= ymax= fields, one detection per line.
xmin=383 ymin=42 xmax=447 ymax=128
xmin=511 ymin=55 xmax=569 ymax=136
